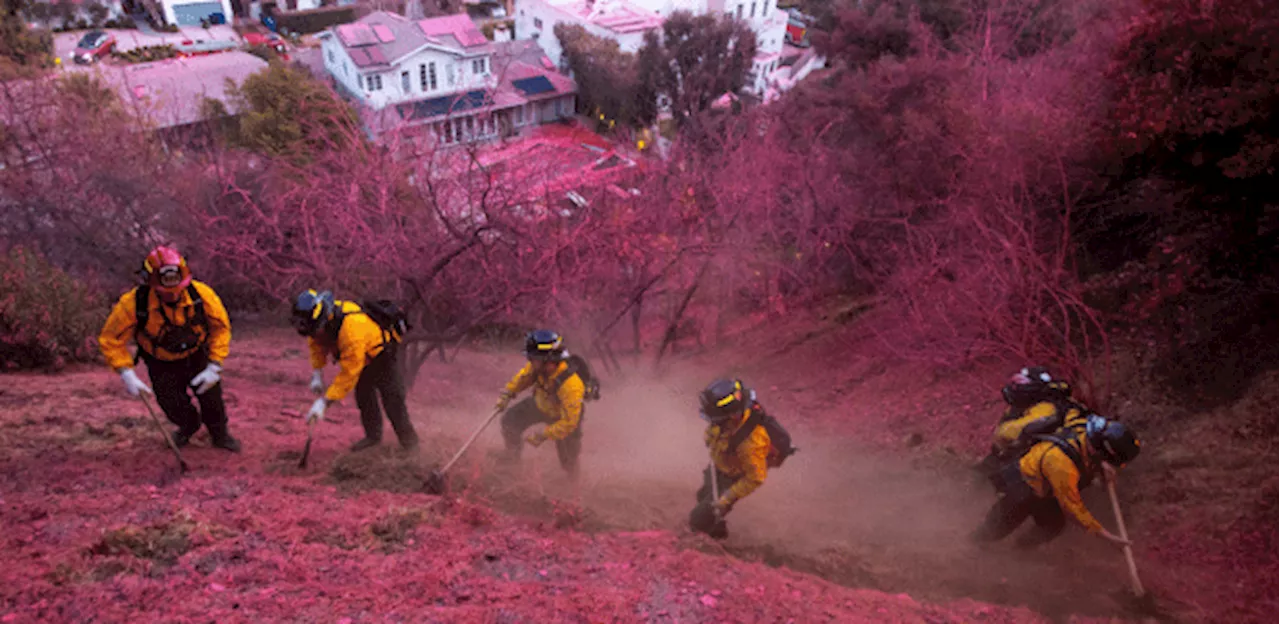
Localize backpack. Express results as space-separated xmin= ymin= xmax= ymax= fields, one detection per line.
xmin=728 ymin=402 xmax=797 ymax=468
xmin=356 ymin=299 xmax=411 ymax=343
xmin=552 ymin=353 xmax=601 ymax=401
xmin=133 ymin=283 xmax=207 ymax=361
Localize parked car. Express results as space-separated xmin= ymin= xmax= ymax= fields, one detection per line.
xmin=243 ymin=31 xmax=287 ymax=56
xmin=73 ymin=30 xmax=117 ymax=64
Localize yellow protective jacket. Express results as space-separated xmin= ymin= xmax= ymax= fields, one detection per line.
xmin=502 ymin=360 xmax=584 ymax=441
xmin=99 ymin=281 xmax=231 ymax=370
xmin=308 ymin=301 xmax=397 ymax=403
xmin=705 ymin=408 xmax=771 ymax=506
xmin=993 ymin=399 xmax=1088 ymax=454
xmin=1019 ymin=431 xmax=1104 ymax=534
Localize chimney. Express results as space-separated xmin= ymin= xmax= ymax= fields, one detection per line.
xmin=404 ymin=0 xmax=425 ymax=20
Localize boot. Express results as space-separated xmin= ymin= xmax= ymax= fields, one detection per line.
xmin=211 ymin=431 xmax=242 ymax=453
xmin=350 ymin=437 xmax=381 ymax=452
xmin=398 ymin=435 xmax=420 ymax=453
xmin=171 ymin=428 xmax=197 ymax=448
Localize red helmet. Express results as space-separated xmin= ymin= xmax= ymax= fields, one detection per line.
xmin=143 ymin=246 xmax=191 ymax=300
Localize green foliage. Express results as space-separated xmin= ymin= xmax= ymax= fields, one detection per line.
xmin=1 ymin=0 xmax=54 ymax=78
xmin=226 ymin=61 xmax=362 ymax=164
xmin=0 ymin=247 xmax=108 ymax=371
xmin=555 ymin=23 xmax=655 ymax=128
xmin=639 ymin=11 xmax=756 ymax=128
xmin=113 ymin=44 xmax=179 ymax=64
xmin=58 ymin=72 xmax=120 ymax=113
xmin=1109 ymin=0 xmax=1277 ymax=189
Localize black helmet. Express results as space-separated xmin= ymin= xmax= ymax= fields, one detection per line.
xmin=291 ymin=289 xmax=335 ymax=337
xmin=525 ymin=329 xmax=566 ymax=361
xmin=1002 ymin=366 xmax=1072 ymax=407
xmin=1089 ymin=421 xmax=1141 ymax=466
xmin=700 ymin=378 xmax=747 ymax=424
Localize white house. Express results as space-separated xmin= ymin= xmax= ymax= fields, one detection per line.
xmin=515 ymin=0 xmax=791 ymax=96
xmin=514 ymin=0 xmax=662 ymax=73
xmin=319 ymin=11 xmax=577 ymax=146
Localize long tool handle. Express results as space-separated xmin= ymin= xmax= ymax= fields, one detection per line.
xmin=709 ymin=462 xmax=720 ymax=503
xmin=299 ymin=415 xmax=316 ymax=468
xmin=139 ymin=395 xmax=189 ymax=473
xmin=1106 ymin=477 xmax=1146 ymax=597
xmin=439 ymin=408 xmax=503 ymax=475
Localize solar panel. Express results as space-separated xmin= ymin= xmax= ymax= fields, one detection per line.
xmin=512 ymin=76 xmax=555 ymax=96
xmin=337 ymin=23 xmax=377 ymax=47
xmin=372 ymin=24 xmax=395 ymax=43
xmin=402 ymin=90 xmax=489 ymax=121
xmin=350 ymin=46 xmax=388 ymax=67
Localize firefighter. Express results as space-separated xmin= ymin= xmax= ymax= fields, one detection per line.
xmin=690 ymin=378 xmax=794 ymax=539
xmin=494 ymin=330 xmax=586 ymax=477
xmin=292 ymin=289 xmax=419 ymax=452
xmin=98 ymin=246 xmax=240 ymax=452
xmin=972 ymin=418 xmax=1140 ymax=549
xmin=976 ymin=366 xmax=1090 ymax=486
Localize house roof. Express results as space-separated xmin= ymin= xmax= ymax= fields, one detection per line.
xmin=330 ymin=11 xmax=493 ymax=69
xmin=98 ymin=51 xmax=269 ymax=129
xmin=540 ymin=0 xmax=663 ymax=35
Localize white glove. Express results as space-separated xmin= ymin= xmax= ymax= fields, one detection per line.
xmin=190 ymin=363 xmax=223 ymax=395
xmin=119 ymin=368 xmax=153 ymax=397
xmin=310 ymin=370 xmax=325 ymax=396
xmin=306 ymin=397 xmax=328 ymax=423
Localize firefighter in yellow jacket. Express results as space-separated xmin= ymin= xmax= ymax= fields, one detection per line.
xmin=291 ymin=289 xmax=419 ymax=452
xmin=973 ymin=418 xmax=1140 ymax=548
xmin=977 ymin=366 xmax=1089 ymax=486
xmin=494 ymin=330 xmax=585 ymax=476
xmin=690 ymin=378 xmax=779 ymax=539
xmin=98 ymin=246 xmax=240 ymax=452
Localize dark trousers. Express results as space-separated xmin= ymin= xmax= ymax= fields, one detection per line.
xmin=695 ymin=466 xmax=736 ymax=505
xmin=972 ymin=463 xmax=1067 ymax=548
xmin=143 ymin=351 xmax=228 ymax=437
xmin=355 ymin=345 xmax=419 ymax=447
xmin=501 ymin=397 xmax=582 ymax=474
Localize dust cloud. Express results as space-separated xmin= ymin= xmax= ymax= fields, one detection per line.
xmin=408 ymin=357 xmax=1141 ymax=619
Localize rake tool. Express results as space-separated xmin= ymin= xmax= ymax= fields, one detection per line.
xmin=298 ymin=413 xmax=317 ymax=469
xmin=424 ymin=407 xmax=503 ymax=494
xmin=139 ymin=395 xmax=189 ymax=474
xmin=1106 ymin=476 xmax=1146 ymax=598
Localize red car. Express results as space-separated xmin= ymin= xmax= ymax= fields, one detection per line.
xmin=74 ymin=30 xmax=116 ymax=64
xmin=243 ymin=31 xmax=288 ymax=59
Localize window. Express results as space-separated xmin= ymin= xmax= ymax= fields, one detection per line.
xmin=365 ymin=74 xmax=383 ymax=91
xmin=736 ymin=4 xmax=743 ymax=18
xmin=428 ymin=62 xmax=438 ymax=90
xmin=763 ymin=0 xmax=770 ymax=14
xmin=750 ymin=1 xmax=755 ymax=17
xmin=326 ymin=48 xmax=334 ymax=63
xmin=420 ymin=64 xmax=427 ymax=90
xmin=446 ymin=63 xmax=456 ymax=86
xmin=444 ymin=120 xmax=454 ymax=143
xmin=514 ymin=105 xmax=524 ymax=125
xmin=357 ymin=74 xmax=363 ymax=89
xmin=534 ymin=17 xmax=543 ymax=28
xmin=472 ymin=58 xmax=487 ymax=75
xmin=464 ymin=116 xmax=474 ymax=137
xmin=401 ymin=71 xmax=410 ymax=93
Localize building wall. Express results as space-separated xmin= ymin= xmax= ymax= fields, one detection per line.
xmin=515 ymin=0 xmax=648 ymax=70
xmin=321 ymin=38 xmax=495 ymax=111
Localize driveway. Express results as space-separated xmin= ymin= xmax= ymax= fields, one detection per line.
xmin=52 ymin=25 xmax=242 ymax=65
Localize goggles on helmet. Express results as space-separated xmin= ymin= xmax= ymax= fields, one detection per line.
xmin=157 ymin=265 xmax=184 ymax=288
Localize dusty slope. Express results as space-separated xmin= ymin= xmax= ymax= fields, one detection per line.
xmin=691 ymin=309 xmax=1278 ymax=624
xmin=0 ymin=328 xmax=1056 ymax=624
